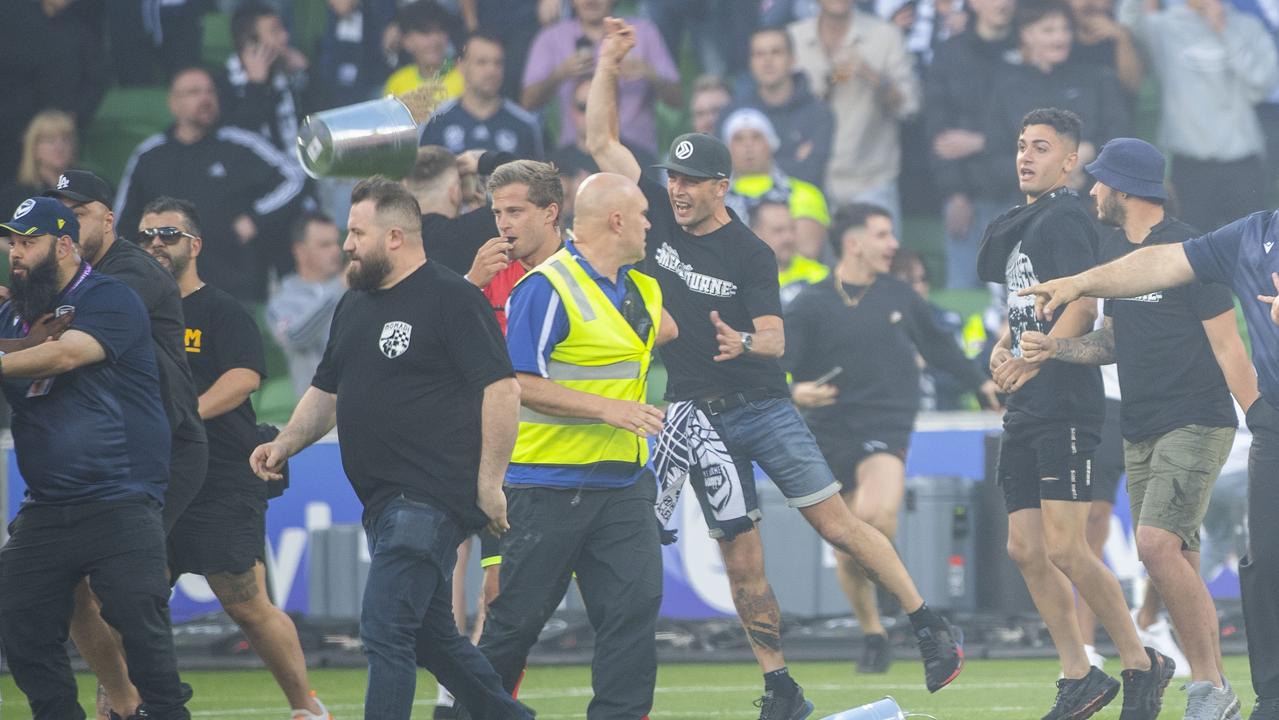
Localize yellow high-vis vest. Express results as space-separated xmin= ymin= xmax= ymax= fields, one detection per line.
xmin=511 ymin=247 xmax=663 ymax=467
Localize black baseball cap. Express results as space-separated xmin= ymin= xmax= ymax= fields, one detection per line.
xmin=654 ymin=133 xmax=732 ymax=180
xmin=43 ymin=169 xmax=114 ymax=207
xmin=0 ymin=197 xmax=80 ymax=243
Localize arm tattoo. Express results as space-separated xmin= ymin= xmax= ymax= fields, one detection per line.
xmin=1052 ymin=321 xmax=1115 ymax=365
xmin=733 ymin=586 xmax=783 ymax=652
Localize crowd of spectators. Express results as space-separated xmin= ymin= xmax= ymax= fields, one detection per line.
xmin=4 ymin=0 xmax=1279 ymax=399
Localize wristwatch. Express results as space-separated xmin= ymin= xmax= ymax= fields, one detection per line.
xmin=740 ymin=332 xmax=754 ymax=354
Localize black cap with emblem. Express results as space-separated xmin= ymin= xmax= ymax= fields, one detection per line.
xmin=654 ymin=132 xmax=732 ymax=180
xmin=43 ymin=169 xmax=114 ymax=208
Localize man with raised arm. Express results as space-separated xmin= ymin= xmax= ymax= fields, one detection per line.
xmin=585 ymin=16 xmax=963 ymax=720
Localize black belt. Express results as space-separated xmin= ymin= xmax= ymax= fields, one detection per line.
xmin=698 ymin=388 xmax=774 ymax=415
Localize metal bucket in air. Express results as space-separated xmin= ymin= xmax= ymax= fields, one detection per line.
xmin=296 ymin=96 xmax=419 ymax=180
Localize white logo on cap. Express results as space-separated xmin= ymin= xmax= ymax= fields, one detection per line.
xmin=56 ymin=175 xmax=70 ymax=190
xmin=674 ymin=140 xmax=694 ymax=160
xmin=13 ymin=199 xmax=35 ymax=219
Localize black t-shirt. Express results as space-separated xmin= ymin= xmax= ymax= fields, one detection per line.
xmin=95 ymin=238 xmax=206 ymax=444
xmin=786 ymin=274 xmax=988 ymax=428
xmin=998 ymin=190 xmax=1106 ymax=430
xmin=638 ymin=176 xmax=789 ymax=401
xmin=182 ymin=285 xmax=267 ymax=493
xmin=312 ymin=261 xmax=514 ymax=530
xmin=1101 ymin=219 xmax=1237 ymax=440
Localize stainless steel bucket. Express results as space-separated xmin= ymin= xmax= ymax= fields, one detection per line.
xmin=296 ymin=96 xmax=419 ymax=180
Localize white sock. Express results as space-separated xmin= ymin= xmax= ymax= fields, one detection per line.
xmin=436 ymin=683 xmax=455 ymax=707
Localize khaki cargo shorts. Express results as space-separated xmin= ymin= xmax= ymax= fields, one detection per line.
xmin=1124 ymin=424 xmax=1235 ymax=551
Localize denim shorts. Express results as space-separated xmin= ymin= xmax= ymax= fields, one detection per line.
xmin=691 ymin=397 xmax=841 ymax=539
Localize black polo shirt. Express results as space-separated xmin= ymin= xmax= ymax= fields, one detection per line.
xmin=1102 ymin=218 xmax=1238 ymax=440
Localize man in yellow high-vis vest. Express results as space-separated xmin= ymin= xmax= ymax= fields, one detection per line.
xmin=467 ymin=173 xmax=677 ymax=720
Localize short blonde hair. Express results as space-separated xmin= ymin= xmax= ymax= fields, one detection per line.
xmin=17 ymin=110 xmax=76 ymax=189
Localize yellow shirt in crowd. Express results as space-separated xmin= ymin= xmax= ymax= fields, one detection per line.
xmin=384 ymin=63 xmax=465 ymax=100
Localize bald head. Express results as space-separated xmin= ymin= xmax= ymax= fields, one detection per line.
xmin=571 ymin=173 xmax=650 ymax=266
xmin=574 ymin=173 xmax=643 ymax=227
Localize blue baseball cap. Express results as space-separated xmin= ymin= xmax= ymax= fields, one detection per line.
xmin=0 ymin=196 xmax=80 ymax=243
xmin=1085 ymin=138 xmax=1167 ymax=201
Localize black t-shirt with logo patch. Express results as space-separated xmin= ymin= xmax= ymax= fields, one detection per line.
xmin=639 ymin=176 xmax=789 ymax=401
xmin=1101 ymin=218 xmax=1237 ymax=441
xmin=182 ymin=284 xmax=268 ymax=496
xmin=312 ymin=261 xmax=514 ymax=530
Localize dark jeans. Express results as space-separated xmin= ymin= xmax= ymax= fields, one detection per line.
xmin=479 ymin=477 xmax=663 ymax=720
xmin=360 ymin=496 xmax=528 ymax=720
xmin=1243 ymin=399 xmax=1279 ymax=698
xmin=1171 ymin=154 xmax=1270 ymax=234
xmin=0 ymin=499 xmax=191 ymax=719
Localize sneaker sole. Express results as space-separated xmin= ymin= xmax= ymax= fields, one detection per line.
xmin=791 ymin=699 xmax=815 ymax=720
xmin=1064 ymin=680 xmax=1121 ymax=720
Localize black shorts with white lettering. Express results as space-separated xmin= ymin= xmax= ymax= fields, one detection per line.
xmin=997 ymin=423 xmax=1100 ymax=513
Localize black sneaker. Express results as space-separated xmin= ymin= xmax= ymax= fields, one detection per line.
xmin=1042 ymin=667 xmax=1121 ymax=720
xmin=1119 ymin=647 xmax=1176 ymax=720
xmin=858 ymin=633 xmax=891 ymax=674
xmin=1251 ymin=696 xmax=1279 ymax=719
xmin=915 ymin=619 xmax=964 ymax=692
xmin=754 ymin=685 xmax=814 ymax=720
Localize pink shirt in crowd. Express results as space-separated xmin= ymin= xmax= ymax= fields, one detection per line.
xmin=522 ymin=17 xmax=678 ymax=154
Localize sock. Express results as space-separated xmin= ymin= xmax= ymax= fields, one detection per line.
xmin=764 ymin=667 xmax=799 ymax=697
xmin=907 ymin=602 xmax=942 ymax=632
xmin=436 ymin=683 xmax=455 ymax=708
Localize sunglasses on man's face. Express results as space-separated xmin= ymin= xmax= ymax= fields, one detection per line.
xmin=137 ymin=227 xmax=196 ymax=245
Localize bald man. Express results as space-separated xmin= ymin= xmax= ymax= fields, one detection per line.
xmin=251 ymin=177 xmax=528 ymax=720
xmin=464 ymin=173 xmax=677 ymax=720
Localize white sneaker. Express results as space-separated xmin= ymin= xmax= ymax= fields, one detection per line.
xmin=1133 ymin=611 xmax=1191 ymax=678
xmin=1084 ymin=643 xmax=1106 ymax=669
xmin=291 ymin=692 xmax=332 ymax=720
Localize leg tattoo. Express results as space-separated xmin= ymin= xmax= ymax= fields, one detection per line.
xmin=735 ymin=586 xmax=783 ymax=652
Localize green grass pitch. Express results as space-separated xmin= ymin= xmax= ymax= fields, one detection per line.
xmin=0 ymin=656 xmax=1257 ymax=719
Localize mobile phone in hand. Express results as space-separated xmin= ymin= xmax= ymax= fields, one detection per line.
xmin=814 ymin=366 xmax=843 ymax=386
